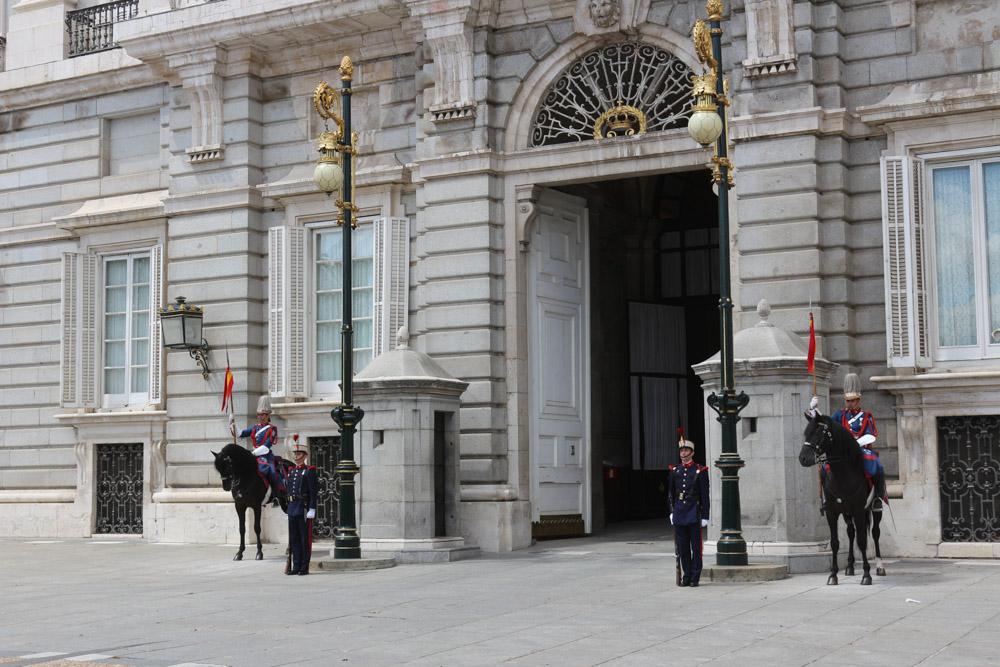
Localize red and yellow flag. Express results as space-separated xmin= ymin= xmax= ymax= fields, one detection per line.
xmin=221 ymin=351 xmax=234 ymax=413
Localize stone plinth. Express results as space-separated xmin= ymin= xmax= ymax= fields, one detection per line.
xmin=693 ymin=300 xmax=839 ymax=573
xmin=352 ymin=329 xmax=476 ymax=561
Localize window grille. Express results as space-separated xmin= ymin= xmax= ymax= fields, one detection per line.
xmin=530 ymin=42 xmax=693 ymax=147
xmin=66 ymin=0 xmax=138 ymax=57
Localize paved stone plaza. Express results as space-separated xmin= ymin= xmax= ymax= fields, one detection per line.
xmin=1 ymin=522 xmax=997 ymax=667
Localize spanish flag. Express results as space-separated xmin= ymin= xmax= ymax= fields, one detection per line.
xmin=221 ymin=351 xmax=234 ymax=413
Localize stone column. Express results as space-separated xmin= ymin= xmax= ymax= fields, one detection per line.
xmin=694 ymin=299 xmax=838 ymax=573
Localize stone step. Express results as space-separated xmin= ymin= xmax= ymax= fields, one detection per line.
xmin=313 ymin=556 xmax=397 ymax=572
xmin=703 ymin=563 xmax=789 ymax=582
xmin=392 ymin=546 xmax=481 ymax=564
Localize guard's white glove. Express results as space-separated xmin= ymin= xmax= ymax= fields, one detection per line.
xmin=701 ymin=519 xmax=709 ymax=528
xmin=806 ymin=396 xmax=822 ymax=417
xmin=669 ymin=513 xmax=673 ymax=525
xmin=306 ymin=509 xmax=316 ymax=519
xmin=252 ymin=445 xmax=268 ymax=456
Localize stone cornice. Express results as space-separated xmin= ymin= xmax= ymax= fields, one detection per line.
xmin=162 ymin=186 xmax=265 ymax=216
xmin=414 ymin=129 xmax=708 ymax=181
xmin=259 ymin=164 xmax=410 ymax=206
xmin=52 ymin=190 xmax=168 ymax=233
xmin=353 ymin=377 xmax=469 ymax=396
xmin=116 ymin=0 xmax=409 ymax=65
xmin=0 ymin=58 xmax=156 ymax=112
xmin=693 ymin=357 xmax=838 ymax=382
xmin=872 ymin=370 xmax=1000 ymax=394
xmin=730 ymin=107 xmax=875 ymax=142
xmin=857 ymin=71 xmax=1000 ymax=125
xmin=54 ymin=409 xmax=168 ymax=425
xmin=0 ymin=222 xmax=74 ymax=248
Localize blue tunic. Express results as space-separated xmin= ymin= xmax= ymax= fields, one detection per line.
xmin=668 ymin=461 xmax=710 ymax=526
xmin=829 ymin=408 xmax=883 ymax=477
xmin=668 ymin=461 xmax=710 ymax=584
xmin=239 ymin=422 xmax=286 ymax=491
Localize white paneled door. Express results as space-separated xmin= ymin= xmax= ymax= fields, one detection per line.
xmin=529 ymin=189 xmax=591 ymax=532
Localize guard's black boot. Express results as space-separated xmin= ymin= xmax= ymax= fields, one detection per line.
xmin=680 ymin=577 xmax=691 ymax=587
xmin=873 ymin=473 xmax=886 ymax=511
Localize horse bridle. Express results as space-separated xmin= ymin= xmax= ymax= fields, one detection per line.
xmin=803 ymin=421 xmax=832 ymax=464
xmin=220 ymin=455 xmax=245 ymax=500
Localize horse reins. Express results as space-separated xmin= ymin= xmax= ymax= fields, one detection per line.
xmin=804 ymin=423 xmax=835 ymax=512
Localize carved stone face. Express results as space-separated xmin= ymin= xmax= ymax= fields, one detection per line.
xmin=589 ymin=0 xmax=620 ymax=27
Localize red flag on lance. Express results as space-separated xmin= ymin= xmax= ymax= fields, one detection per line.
xmin=807 ymin=303 xmax=816 ymax=374
xmin=221 ymin=346 xmax=234 ymax=412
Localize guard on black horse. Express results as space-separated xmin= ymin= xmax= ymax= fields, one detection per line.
xmin=810 ymin=373 xmax=887 ymax=513
xmin=801 ymin=378 xmax=887 ymax=585
xmin=230 ymin=396 xmax=288 ymax=509
xmin=213 ymin=442 xmax=293 ymax=561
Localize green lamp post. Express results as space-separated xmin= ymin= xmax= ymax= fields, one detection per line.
xmin=313 ymin=57 xmax=364 ymax=560
xmin=687 ymin=0 xmax=750 ymax=567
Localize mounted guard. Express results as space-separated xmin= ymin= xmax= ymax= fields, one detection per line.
xmin=810 ymin=373 xmax=886 ymax=512
xmin=231 ymin=396 xmax=288 ymax=507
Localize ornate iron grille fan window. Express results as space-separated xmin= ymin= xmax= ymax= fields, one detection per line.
xmin=530 ymin=42 xmax=693 ymax=147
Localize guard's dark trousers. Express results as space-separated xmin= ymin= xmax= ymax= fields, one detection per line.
xmin=288 ymin=514 xmax=312 ymax=573
xmin=675 ymin=523 xmax=704 ymax=584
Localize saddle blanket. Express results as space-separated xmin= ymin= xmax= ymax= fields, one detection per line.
xmin=822 ymin=448 xmax=883 ymax=479
xmin=257 ymin=456 xmax=288 ymax=491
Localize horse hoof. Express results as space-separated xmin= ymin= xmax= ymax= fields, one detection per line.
xmin=255 ymin=552 xmax=263 ymax=561
xmin=861 ymin=575 xmax=872 ymax=585
xmin=845 ymin=566 xmax=855 ymax=576
xmin=234 ymin=553 xmax=243 ymax=561
xmin=827 ymin=576 xmax=838 ymax=586
xmin=876 ymin=568 xmax=886 ymax=577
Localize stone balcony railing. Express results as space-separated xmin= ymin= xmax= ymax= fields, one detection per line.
xmin=0 ymin=35 xmax=6 ymax=71
xmin=66 ymin=0 xmax=139 ymax=57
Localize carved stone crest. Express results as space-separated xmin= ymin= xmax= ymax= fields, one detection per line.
xmin=574 ymin=0 xmax=650 ymax=36
xmin=589 ymin=0 xmax=621 ymax=28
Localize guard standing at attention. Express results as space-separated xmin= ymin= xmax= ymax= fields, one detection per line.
xmin=286 ymin=435 xmax=317 ymax=575
xmin=668 ymin=429 xmax=710 ymax=587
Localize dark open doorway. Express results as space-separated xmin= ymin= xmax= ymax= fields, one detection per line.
xmin=558 ymin=169 xmax=720 ymax=528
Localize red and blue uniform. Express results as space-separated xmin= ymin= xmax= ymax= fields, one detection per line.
xmin=239 ymin=422 xmax=287 ymax=492
xmin=668 ymin=461 xmax=710 ymax=585
xmin=830 ymin=408 xmax=884 ymax=478
xmin=286 ymin=463 xmax=318 ymax=574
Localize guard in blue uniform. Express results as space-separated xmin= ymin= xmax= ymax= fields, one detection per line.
xmin=810 ymin=373 xmax=886 ymax=510
xmin=668 ymin=430 xmax=710 ymax=587
xmin=231 ymin=396 xmax=287 ymax=503
xmin=285 ymin=435 xmax=317 ymax=575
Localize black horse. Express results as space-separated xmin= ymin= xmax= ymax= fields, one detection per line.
xmin=212 ymin=444 xmax=291 ymax=561
xmin=800 ymin=414 xmax=885 ymax=585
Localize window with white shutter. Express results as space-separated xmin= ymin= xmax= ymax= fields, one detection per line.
xmin=270 ymin=216 xmax=409 ymax=400
xmin=61 ymin=246 xmax=163 ymax=409
xmin=268 ymin=226 xmax=306 ymax=397
xmin=373 ymin=217 xmax=410 ymax=355
xmin=883 ymin=150 xmax=1000 ymax=366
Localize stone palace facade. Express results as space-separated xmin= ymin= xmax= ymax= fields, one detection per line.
xmin=1 ymin=0 xmax=998 ymax=557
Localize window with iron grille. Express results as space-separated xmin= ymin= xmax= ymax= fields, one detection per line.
xmin=530 ymin=42 xmax=693 ymax=147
